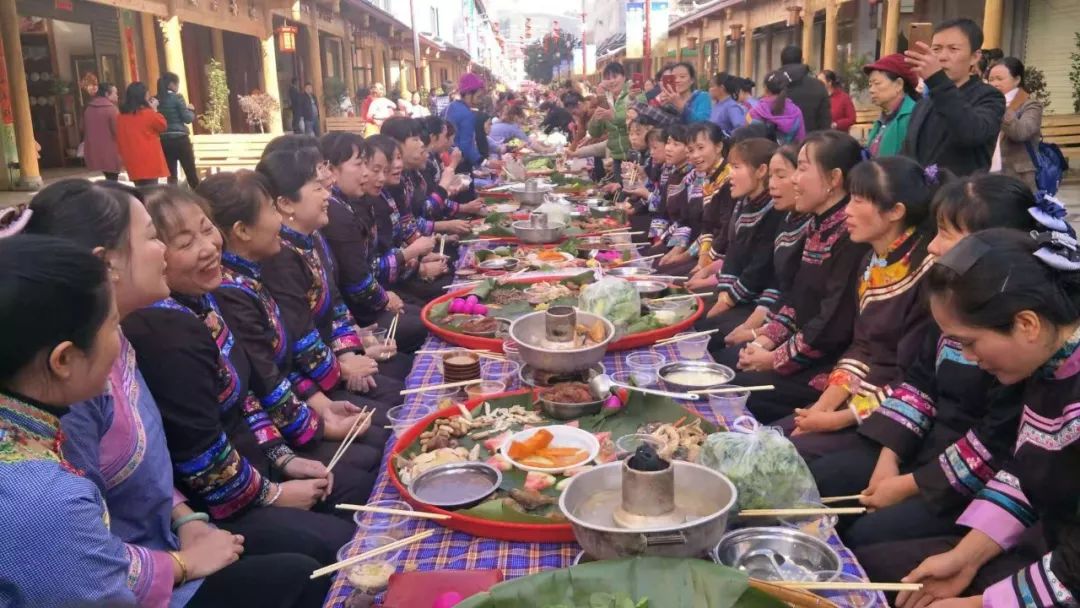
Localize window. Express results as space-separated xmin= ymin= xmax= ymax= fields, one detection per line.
xmin=430 ymin=6 xmax=440 ymax=36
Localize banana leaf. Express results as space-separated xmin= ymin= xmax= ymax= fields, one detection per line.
xmin=397 ymin=391 xmax=716 ymax=525
xmin=479 ymin=211 xmax=515 ymax=237
xmin=455 ymin=557 xmax=785 ymax=608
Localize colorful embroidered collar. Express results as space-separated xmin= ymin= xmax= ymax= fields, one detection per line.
xmin=280 ymin=224 xmax=314 ymax=250
xmin=222 ymin=251 xmax=262 ymax=281
xmin=0 ymin=391 xmax=80 ymax=473
xmin=1040 ymin=324 xmax=1080 ymax=380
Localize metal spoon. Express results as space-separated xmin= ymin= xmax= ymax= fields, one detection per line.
xmin=589 ymin=373 xmax=701 ymax=401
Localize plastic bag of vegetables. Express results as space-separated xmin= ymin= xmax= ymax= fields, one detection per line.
xmin=697 ymin=417 xmax=820 ymax=511
xmin=578 ymin=277 xmax=641 ymax=336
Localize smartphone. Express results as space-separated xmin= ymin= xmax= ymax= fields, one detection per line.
xmin=661 ymin=74 xmax=677 ymax=90
xmin=595 ymin=95 xmax=611 ymax=110
xmin=631 ymin=73 xmax=645 ymax=90
xmin=907 ymin=22 xmax=935 ymax=51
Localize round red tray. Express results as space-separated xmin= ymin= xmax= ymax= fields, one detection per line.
xmin=386 ymin=390 xmax=578 ymax=542
xmin=421 ymin=277 xmax=704 ymax=353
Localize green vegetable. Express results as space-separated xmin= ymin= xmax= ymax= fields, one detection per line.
xmin=526 ymin=157 xmax=554 ymax=170
xmin=543 ymin=592 xmax=647 ymax=608
xmin=698 ymin=429 xmax=820 ymax=511
xmin=579 ymin=277 xmax=641 ymax=332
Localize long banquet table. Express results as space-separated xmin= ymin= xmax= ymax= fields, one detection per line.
xmin=325 ymin=249 xmax=885 ymax=607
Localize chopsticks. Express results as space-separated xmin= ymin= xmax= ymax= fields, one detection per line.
xmin=655 ymin=329 xmax=719 ymax=346
xmin=748 ymin=580 xmax=839 ymax=608
xmin=443 ymin=281 xmax=483 ymax=291
xmin=326 ymin=407 xmax=374 ymax=473
xmin=820 ymin=495 xmax=865 ymax=504
xmin=597 ymin=226 xmax=633 ymax=234
xmin=646 ymin=292 xmax=715 ymax=302
xmin=460 ymin=237 xmax=512 ymax=244
xmin=773 ymin=581 xmax=924 ymax=592
xmin=335 ymin=503 xmax=451 ymax=520
xmin=438 ymin=235 xmax=447 ymax=257
xmin=738 ymin=507 xmax=867 ymax=517
xmin=618 ymin=253 xmax=663 ymax=265
xmin=384 ymin=314 xmax=399 ymax=347
xmin=415 ymin=349 xmax=509 ymax=361
xmin=310 ymin=530 xmax=436 ymax=579
xmin=399 ymin=379 xmax=483 ymax=396
xmin=690 ymin=385 xmax=775 ymax=395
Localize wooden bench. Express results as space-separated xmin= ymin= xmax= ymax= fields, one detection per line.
xmin=324 ymin=116 xmax=367 ymax=133
xmin=1042 ymin=114 xmax=1080 ymax=170
xmin=192 ymin=133 xmax=276 ymax=177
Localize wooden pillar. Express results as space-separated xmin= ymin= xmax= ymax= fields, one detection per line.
xmin=802 ymin=7 xmax=814 ymax=65
xmin=881 ymin=0 xmax=901 ymax=55
xmin=304 ymin=14 xmax=324 ymax=130
xmin=161 ymin=15 xmax=188 ymax=99
xmin=261 ymin=18 xmax=283 ymax=133
xmin=982 ymin=0 xmax=1003 ymax=49
xmin=823 ymin=0 xmax=838 ymax=71
xmin=0 ymin=0 xmax=42 ymax=189
xmin=373 ymin=40 xmax=386 ymax=85
xmin=342 ymin=29 xmax=356 ymax=102
xmin=140 ymin=12 xmax=161 ymax=87
xmin=717 ymin=18 xmax=727 ymax=73
xmin=697 ymin=21 xmax=707 ymax=77
xmin=422 ymin=60 xmax=432 ymax=92
xmin=742 ymin=12 xmax=753 ymax=77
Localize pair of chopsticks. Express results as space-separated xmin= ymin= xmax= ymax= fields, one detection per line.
xmin=384 ymin=314 xmax=399 ymax=347
xmin=618 ymin=253 xmax=663 ymax=266
xmin=335 ymin=503 xmax=450 ymax=521
xmin=326 ymin=406 xmax=374 ymax=473
xmin=655 ymin=329 xmax=718 ymax=346
xmin=738 ymin=507 xmax=867 ymax=517
xmin=772 ymin=581 xmax=923 ymax=592
xmin=438 ymin=235 xmax=447 ymax=257
xmin=415 ymin=349 xmax=508 ymax=362
xmin=820 ymin=494 xmax=864 ymax=505
xmin=310 ymin=529 xmax=436 ymax=579
xmin=443 ymin=280 xmax=483 ymax=291
xmin=399 ymin=378 xmax=483 ymax=396
xmin=646 ymin=292 xmax=715 ymax=302
xmin=597 ymin=226 xmax=632 ymax=234
xmin=691 ymin=385 xmax=775 ymax=395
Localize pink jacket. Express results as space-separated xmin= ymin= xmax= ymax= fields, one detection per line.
xmin=82 ymin=97 xmax=123 ymax=173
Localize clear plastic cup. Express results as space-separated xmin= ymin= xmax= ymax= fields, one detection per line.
xmin=415 ymin=385 xmax=461 ymax=406
xmin=357 ymin=327 xmax=395 ymax=362
xmin=501 ymin=339 xmax=523 ymax=364
xmin=338 ymin=535 xmax=402 ymax=594
xmin=673 ymin=332 xmax=711 ymax=359
xmin=810 ymin=571 xmax=881 ymax=608
xmin=465 ymin=380 xmax=506 ymax=400
xmin=779 ymin=501 xmax=839 ymax=540
xmin=351 ymin=500 xmax=414 ymax=539
xmin=481 ymin=360 xmax=522 ymax=387
xmin=614 ymin=433 xmax=663 ymax=459
xmin=386 ymin=403 xmax=434 ymax=438
xmin=708 ymin=386 xmax=751 ymax=417
xmin=625 ymin=351 xmax=667 ymax=387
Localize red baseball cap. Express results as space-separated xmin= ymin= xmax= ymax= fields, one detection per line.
xmin=863 ymin=53 xmax=918 ymax=91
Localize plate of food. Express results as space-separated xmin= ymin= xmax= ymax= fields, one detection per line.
xmin=387 ymin=390 xmax=719 ymax=542
xmin=422 ymin=274 xmax=703 ymax=353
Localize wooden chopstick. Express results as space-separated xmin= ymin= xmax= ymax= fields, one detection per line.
xmin=416 ymin=349 xmax=508 ymax=362
xmin=748 ymin=579 xmax=839 ymax=608
xmin=820 ymin=494 xmax=865 ymax=504
xmin=415 ymin=348 xmax=493 ymax=354
xmin=326 ymin=408 xmax=373 ymax=473
xmin=773 ymin=581 xmax=923 ymax=592
xmin=399 ymin=378 xmax=483 ymax=396
xmin=619 ymin=253 xmax=663 ymax=265
xmin=690 ymin=385 xmax=775 ymax=395
xmin=739 ymin=507 xmax=867 ymax=517
xmin=443 ymin=281 xmax=483 ymax=290
xmin=438 ymin=235 xmax=447 ymax=257
xmin=309 ymin=530 xmax=436 ymax=579
xmin=655 ymin=329 xmax=719 ymax=346
xmin=646 ymin=292 xmax=715 ymax=302
xmin=384 ymin=314 xmax=400 ymax=347
xmin=335 ymin=504 xmax=451 ymax=520
xmin=597 ymin=226 xmax=633 ymax=234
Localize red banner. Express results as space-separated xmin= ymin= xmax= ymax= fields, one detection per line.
xmin=124 ymin=24 xmax=139 ymax=82
xmin=0 ymin=40 xmax=14 ymax=125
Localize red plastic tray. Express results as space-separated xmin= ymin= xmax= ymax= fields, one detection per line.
xmin=386 ymin=390 xmax=579 ymax=542
xmin=421 ymin=277 xmax=704 ymax=353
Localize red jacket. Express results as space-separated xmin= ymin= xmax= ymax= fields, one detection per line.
xmin=828 ymin=88 xmax=857 ymax=133
xmin=116 ymin=108 xmax=167 ymax=181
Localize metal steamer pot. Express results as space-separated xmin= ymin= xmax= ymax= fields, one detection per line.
xmin=558 ymin=461 xmax=738 ymax=559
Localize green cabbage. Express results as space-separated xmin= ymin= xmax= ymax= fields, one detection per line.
xmin=697 ymin=428 xmax=820 ymax=511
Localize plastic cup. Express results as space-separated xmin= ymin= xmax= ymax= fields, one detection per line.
xmin=337 ymin=535 xmax=402 ymax=594
xmin=386 ymin=403 xmax=434 ymax=439
xmin=465 ymin=380 xmax=506 ymax=400
xmin=415 ymin=385 xmax=461 ymax=406
xmin=481 ymin=360 xmax=522 ymax=387
xmin=707 ymin=386 xmax=751 ymax=417
xmin=614 ymin=433 xmax=663 ymax=459
xmin=625 ymin=351 xmax=667 ymax=387
xmin=673 ymin=332 xmax=710 ymax=359
xmin=779 ymin=501 xmax=839 ymax=540
xmin=810 ymin=572 xmax=881 ymax=608
xmin=501 ymin=339 xmax=523 ymax=364
xmin=351 ymin=500 xmax=414 ymax=539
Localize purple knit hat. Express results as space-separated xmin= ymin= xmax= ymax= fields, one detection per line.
xmin=458 ymin=72 xmax=486 ymax=94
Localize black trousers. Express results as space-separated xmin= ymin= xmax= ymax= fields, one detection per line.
xmin=854 ymin=526 xmax=1048 ymax=605
xmin=217 ymin=504 xmax=355 ymax=566
xmin=297 ymin=436 xmax=382 ymax=511
xmin=188 ymin=553 xmax=330 ymax=608
xmin=162 ymin=135 xmax=199 ymax=187
xmin=695 ymin=303 xmax=755 ymax=351
xmin=103 ymin=172 xmax=119 ymax=181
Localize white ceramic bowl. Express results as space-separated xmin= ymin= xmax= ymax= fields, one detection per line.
xmin=499 ymin=425 xmax=600 ymax=474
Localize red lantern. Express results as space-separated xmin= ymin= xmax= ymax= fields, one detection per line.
xmin=275 ymin=25 xmax=298 ymax=53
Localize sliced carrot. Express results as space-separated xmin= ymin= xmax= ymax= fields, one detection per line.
xmin=536 ymin=447 xmax=583 ymax=457
xmin=521 ymin=429 xmax=554 ymax=453
xmin=520 ymin=455 xmax=556 ymax=467
xmin=507 ymin=440 xmax=530 ymax=460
